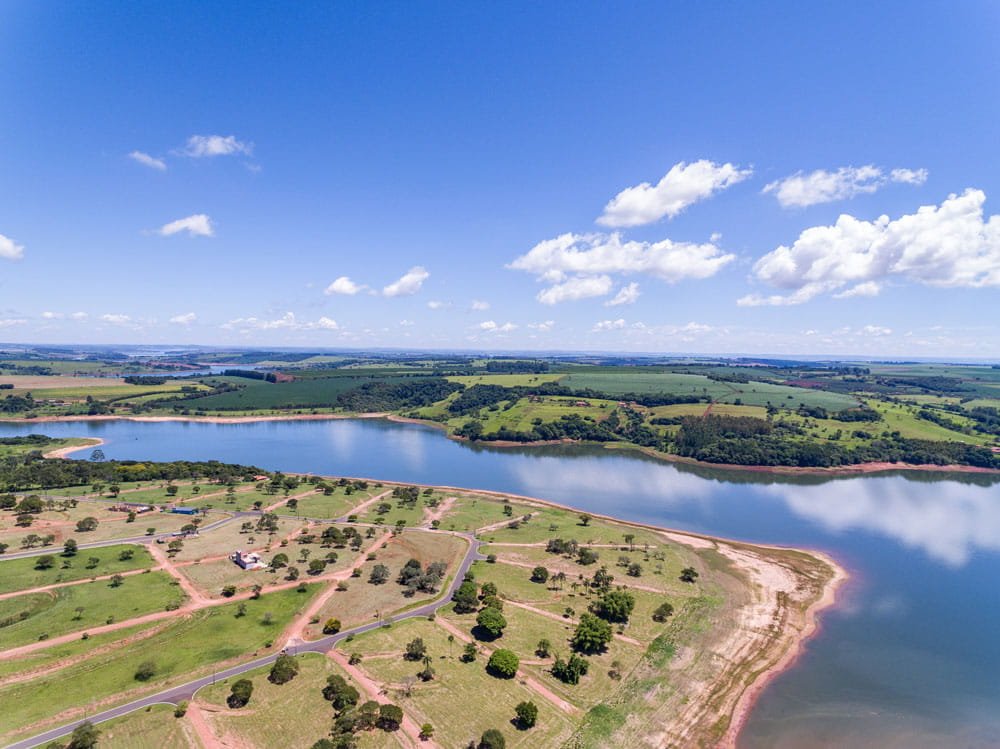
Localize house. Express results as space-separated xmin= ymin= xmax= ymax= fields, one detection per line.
xmin=230 ymin=550 xmax=267 ymax=570
xmin=170 ymin=506 xmax=198 ymax=515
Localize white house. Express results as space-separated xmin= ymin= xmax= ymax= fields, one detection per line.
xmin=230 ymin=550 xmax=267 ymax=570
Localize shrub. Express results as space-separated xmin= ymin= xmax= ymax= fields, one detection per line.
xmin=514 ymin=700 xmax=538 ymax=728
xmin=228 ymin=679 xmax=254 ymax=708
xmin=486 ymin=649 xmax=519 ymax=678
xmin=322 ymin=618 xmax=342 ymax=634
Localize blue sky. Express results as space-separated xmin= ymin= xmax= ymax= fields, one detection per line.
xmin=2 ymin=1 xmax=999 ymax=356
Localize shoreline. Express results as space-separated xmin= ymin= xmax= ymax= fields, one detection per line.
xmin=8 ymin=411 xmax=998 ymax=477
xmin=41 ymin=437 xmax=105 ymax=459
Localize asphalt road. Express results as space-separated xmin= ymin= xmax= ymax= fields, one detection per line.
xmin=4 ymin=531 xmax=484 ymax=749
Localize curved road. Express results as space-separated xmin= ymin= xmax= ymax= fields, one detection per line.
xmin=4 ymin=528 xmax=483 ymax=749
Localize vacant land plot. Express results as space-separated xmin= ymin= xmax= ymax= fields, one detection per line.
xmin=871 ymin=401 xmax=989 ymax=445
xmin=0 ymin=586 xmax=319 ymax=743
xmin=345 ymin=617 xmax=577 ymax=748
xmin=169 ymin=517 xmax=304 ymax=562
xmin=0 ymin=544 xmax=153 ymax=595
xmin=293 ymin=486 xmax=375 ymax=519
xmin=0 ymin=570 xmax=183 ymax=647
xmin=447 ymin=374 xmax=564 ymax=387
xmin=98 ymin=703 xmax=201 ymax=749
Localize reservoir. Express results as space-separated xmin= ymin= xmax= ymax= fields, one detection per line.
xmin=1 ymin=417 xmax=998 ymax=748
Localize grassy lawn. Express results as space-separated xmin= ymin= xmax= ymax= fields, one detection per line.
xmin=290 ymin=486 xmax=374 ymax=519
xmin=345 ymin=618 xmax=576 ymax=748
xmin=435 ymin=493 xmax=518 ymax=533
xmin=0 ymin=586 xmax=320 ymax=743
xmin=91 ymin=703 xmax=201 ymax=749
xmin=479 ymin=505 xmax=664 ymax=548
xmin=871 ymin=401 xmax=990 ymax=445
xmin=0 ymin=544 xmax=154 ymax=595
xmin=0 ymin=570 xmax=184 ymax=647
xmin=196 ymin=653 xmax=394 ymax=749
xmin=354 ymin=494 xmax=436 ymax=528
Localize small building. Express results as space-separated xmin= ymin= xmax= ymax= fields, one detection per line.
xmin=111 ymin=502 xmax=154 ymax=514
xmin=230 ymin=550 xmax=267 ymax=570
xmin=170 ymin=506 xmax=198 ymax=515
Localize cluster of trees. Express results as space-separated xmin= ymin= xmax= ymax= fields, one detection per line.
xmin=1 ymin=394 xmax=34 ymax=413
xmin=335 ymin=378 xmax=464 ymax=412
xmin=221 ymin=369 xmax=280 ymax=382
xmin=397 ymin=558 xmax=448 ymax=596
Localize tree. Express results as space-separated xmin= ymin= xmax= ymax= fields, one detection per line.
xmin=378 ymin=703 xmax=404 ymax=731
xmin=623 ymin=533 xmax=635 ymax=550
xmin=535 ymin=639 xmax=551 ymax=658
xmin=323 ymin=618 xmax=342 ymax=634
xmin=652 ymin=602 xmax=675 ymax=622
xmin=627 ymin=562 xmax=642 ymax=577
xmin=75 ymin=516 xmax=99 ymax=532
xmin=63 ymin=538 xmax=78 ymax=556
xmin=680 ymin=566 xmax=699 ymax=583
xmin=418 ymin=656 xmax=435 ymax=681
xmin=109 ymin=573 xmax=124 ymax=588
xmin=118 ymin=548 xmax=134 ymax=561
xmin=228 ymin=678 xmax=254 ymax=708
xmin=514 ymin=700 xmax=538 ymax=728
xmin=269 ymin=654 xmax=299 ymax=684
xmin=308 ymin=558 xmax=327 ymax=575
xmin=478 ymin=728 xmax=506 ymax=749
xmin=577 ymin=548 xmax=599 ymax=565
xmin=452 ymin=580 xmax=479 ymax=613
xmin=551 ymin=653 xmax=589 ymax=684
xmin=89 ymin=448 xmax=106 ymax=462
xmin=462 ymin=641 xmax=478 ymax=662
xmin=322 ymin=674 xmax=359 ymax=712
xmin=270 ymin=552 xmax=289 ymax=570
xmin=420 ymin=723 xmax=435 ymax=740
xmin=486 ymin=649 xmax=519 ymax=678
xmin=134 ymin=660 xmax=157 ymax=681
xmin=35 ymin=554 xmax=56 ymax=570
xmin=592 ymin=590 xmax=635 ymax=624
xmin=475 ymin=607 xmax=507 ymax=640
xmin=405 ymin=637 xmax=427 ymax=661
xmin=529 ymin=566 xmax=549 ymax=584
xmin=66 ymin=720 xmax=101 ymax=749
xmin=578 ymin=513 xmax=592 ymax=526
xmin=571 ymin=613 xmax=613 ymax=653
xmin=368 ymin=563 xmax=390 ymax=585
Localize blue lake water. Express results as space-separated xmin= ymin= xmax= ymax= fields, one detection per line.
xmin=2 ymin=417 xmax=999 ymax=747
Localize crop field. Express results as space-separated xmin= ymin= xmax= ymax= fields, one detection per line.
xmin=4 ymin=378 xmax=206 ymax=401
xmin=343 ymin=617 xmax=578 ymax=748
xmin=446 ymin=373 xmax=565 ymax=387
xmin=0 ymin=586 xmax=320 ymax=744
xmin=0 ymin=570 xmax=184 ymax=647
xmin=0 ymin=544 xmax=154 ymax=595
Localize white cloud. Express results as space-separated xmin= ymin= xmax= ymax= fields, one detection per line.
xmin=313 ymin=317 xmax=339 ymax=330
xmin=382 ymin=266 xmax=429 ymax=297
xmin=833 ymin=281 xmax=882 ymax=299
xmin=890 ymin=168 xmax=929 ymax=186
xmin=861 ymin=325 xmax=893 ymax=336
xmin=325 ymin=276 xmax=364 ymax=296
xmin=223 ymin=312 xmax=339 ymax=331
xmin=592 ymin=318 xmax=626 ymax=332
xmin=0 ymin=318 xmax=27 ymax=328
xmin=427 ymin=300 xmax=450 ymax=310
xmin=179 ymin=134 xmax=252 ymax=158
xmin=399 ymin=319 xmax=415 ymax=327
xmin=70 ymin=312 xmax=88 ymax=321
xmin=471 ymin=300 xmax=490 ymax=311
xmin=511 ymin=232 xmax=735 ymax=304
xmin=128 ymin=151 xmax=166 ymax=171
xmin=597 ymin=160 xmax=751 ymax=227
xmin=101 ymin=314 xmax=132 ymax=325
xmin=169 ymin=312 xmax=197 ymax=325
xmin=41 ymin=311 xmax=63 ymax=320
xmin=478 ymin=320 xmax=497 ymax=331
xmin=0 ymin=233 xmax=25 ymax=260
xmin=478 ymin=320 xmax=517 ymax=333
xmin=537 ymin=275 xmax=614 ymax=305
xmin=528 ymin=320 xmax=555 ymax=331
xmin=158 ymin=214 xmax=214 ymax=238
xmin=741 ymin=189 xmax=1000 ymax=305
xmin=605 ymin=282 xmax=640 ymax=306
xmin=763 ymin=165 xmax=928 ymax=208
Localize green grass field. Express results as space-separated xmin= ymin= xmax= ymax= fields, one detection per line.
xmin=0 ymin=570 xmax=184 ymax=647
xmin=96 ymin=703 xmax=200 ymax=749
xmin=0 ymin=544 xmax=154 ymax=595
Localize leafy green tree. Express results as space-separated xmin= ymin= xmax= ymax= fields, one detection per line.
xmin=478 ymin=728 xmax=506 ymax=749
xmin=571 ymin=613 xmax=613 ymax=653
xmin=35 ymin=554 xmax=56 ymax=570
xmin=404 ymin=637 xmax=427 ymax=661
xmin=578 ymin=513 xmax=592 ymax=526
xmin=627 ymin=562 xmax=642 ymax=577
xmin=134 ymin=660 xmax=157 ymax=681
xmin=109 ymin=573 xmax=124 ymax=588
xmin=577 ymin=548 xmax=599 ymax=565
xmin=228 ymin=678 xmax=254 ymax=708
xmin=308 ymin=558 xmax=327 ymax=575
xmin=323 ymin=618 xmax=342 ymax=634
xmin=66 ymin=720 xmax=101 ymax=749
xmin=514 ymin=700 xmax=538 ymax=728
xmin=378 ymin=703 xmax=404 ymax=731
xmin=62 ymin=539 xmax=78 ymax=556
xmin=535 ymin=639 xmax=552 ymax=658
xmin=268 ymin=654 xmax=300 ymax=684
xmin=322 ymin=674 xmax=360 ymax=712
xmin=530 ymin=566 xmax=549 ymax=583
xmin=680 ymin=566 xmax=699 ymax=583
xmin=475 ymin=607 xmax=507 ymax=639
xmin=452 ymin=580 xmax=479 ymax=613
xmin=420 ymin=723 xmax=435 ymax=740
xmin=368 ymin=563 xmax=390 ymax=585
xmin=652 ymin=602 xmax=675 ymax=622
xmin=592 ymin=589 xmax=635 ymax=623
xmin=486 ymin=649 xmax=519 ymax=678
xmin=462 ymin=642 xmax=478 ymax=662
xmin=270 ymin=552 xmax=288 ymax=569
xmin=551 ymin=653 xmax=589 ymax=684
xmin=75 ymin=517 xmax=99 ymax=532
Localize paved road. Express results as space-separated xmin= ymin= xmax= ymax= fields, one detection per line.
xmin=4 ymin=532 xmax=484 ymax=749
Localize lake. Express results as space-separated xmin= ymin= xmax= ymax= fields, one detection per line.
xmin=2 ymin=417 xmax=999 ymax=747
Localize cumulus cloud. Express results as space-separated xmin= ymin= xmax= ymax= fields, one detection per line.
xmin=833 ymin=281 xmax=882 ymax=299
xmin=592 ymin=318 xmax=626 ymax=332
xmin=101 ymin=314 xmax=132 ymax=325
xmin=861 ymin=325 xmax=893 ymax=336
xmin=0 ymin=233 xmax=25 ymax=260
xmin=478 ymin=320 xmax=517 ymax=333
xmin=739 ymin=190 xmax=1000 ymax=305
xmin=70 ymin=312 xmax=88 ymax=321
xmin=223 ymin=312 xmax=338 ymax=331
xmin=158 ymin=214 xmax=214 ymax=238
xmin=179 ymin=134 xmax=252 ymax=158
xmin=528 ymin=320 xmax=554 ymax=331
xmin=169 ymin=312 xmax=197 ymax=325
xmin=41 ymin=311 xmax=62 ymax=320
xmin=427 ymin=300 xmax=450 ymax=310
xmin=471 ymin=300 xmax=490 ymax=311
xmin=597 ymin=160 xmax=751 ymax=227
xmin=325 ymin=276 xmax=364 ymax=296
xmin=605 ymin=282 xmax=640 ymax=306
xmin=382 ymin=266 xmax=429 ymax=297
xmin=0 ymin=318 xmax=27 ymax=328
xmin=763 ymin=165 xmax=928 ymax=208
xmin=128 ymin=151 xmax=166 ymax=171
xmin=511 ymin=232 xmax=735 ymax=304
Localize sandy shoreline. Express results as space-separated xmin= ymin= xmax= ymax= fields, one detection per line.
xmin=6 ymin=411 xmax=997 ymax=476
xmin=41 ymin=437 xmax=105 ymax=459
